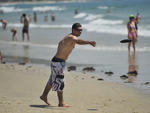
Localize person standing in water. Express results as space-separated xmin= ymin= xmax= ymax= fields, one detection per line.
xmin=33 ymin=12 xmax=37 ymax=23
xmin=0 ymin=19 xmax=8 ymax=30
xmin=11 ymin=28 xmax=17 ymax=41
xmin=51 ymin=12 xmax=55 ymax=22
xmin=40 ymin=23 xmax=96 ymax=107
xmin=127 ymin=15 xmax=137 ymax=52
xmin=20 ymin=13 xmax=30 ymax=41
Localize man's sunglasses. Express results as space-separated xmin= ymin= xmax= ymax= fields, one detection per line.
xmin=76 ymin=28 xmax=83 ymax=31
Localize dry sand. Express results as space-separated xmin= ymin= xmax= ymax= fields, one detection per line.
xmin=0 ymin=63 xmax=150 ymax=113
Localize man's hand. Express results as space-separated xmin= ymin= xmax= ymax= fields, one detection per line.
xmin=90 ymin=41 xmax=96 ymax=47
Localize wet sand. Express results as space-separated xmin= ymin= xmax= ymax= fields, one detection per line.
xmin=0 ymin=63 xmax=150 ymax=113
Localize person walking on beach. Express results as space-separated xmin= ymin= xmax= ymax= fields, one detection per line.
xmin=11 ymin=28 xmax=17 ymax=41
xmin=0 ymin=19 xmax=8 ymax=30
xmin=40 ymin=23 xmax=96 ymax=107
xmin=20 ymin=13 xmax=30 ymax=41
xmin=127 ymin=15 xmax=137 ymax=52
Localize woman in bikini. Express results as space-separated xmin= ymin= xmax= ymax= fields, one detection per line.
xmin=127 ymin=15 xmax=137 ymax=52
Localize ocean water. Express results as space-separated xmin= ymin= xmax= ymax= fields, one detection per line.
xmin=0 ymin=0 xmax=150 ymax=93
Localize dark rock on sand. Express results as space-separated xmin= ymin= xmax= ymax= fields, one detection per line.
xmin=120 ymin=75 xmax=128 ymax=80
xmin=82 ymin=67 xmax=95 ymax=72
xmin=19 ymin=62 xmax=26 ymax=65
xmin=91 ymin=76 xmax=95 ymax=78
xmin=82 ymin=78 xmax=84 ymax=80
xmin=97 ymin=78 xmax=104 ymax=81
xmin=105 ymin=71 xmax=114 ymax=76
xmin=67 ymin=66 xmax=76 ymax=71
xmin=2 ymin=61 xmax=6 ymax=64
xmin=144 ymin=82 xmax=150 ymax=85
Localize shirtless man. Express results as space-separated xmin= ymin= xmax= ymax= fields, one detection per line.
xmin=20 ymin=14 xmax=30 ymax=41
xmin=0 ymin=19 xmax=8 ymax=30
xmin=40 ymin=23 xmax=96 ymax=107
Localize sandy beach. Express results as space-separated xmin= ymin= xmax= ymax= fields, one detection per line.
xmin=1 ymin=0 xmax=150 ymax=112
xmin=0 ymin=63 xmax=150 ymax=113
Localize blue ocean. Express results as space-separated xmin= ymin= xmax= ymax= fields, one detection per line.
xmin=0 ymin=0 xmax=150 ymax=93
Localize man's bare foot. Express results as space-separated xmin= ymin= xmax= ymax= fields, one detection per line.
xmin=58 ymin=104 xmax=71 ymax=107
xmin=40 ymin=96 xmax=51 ymax=106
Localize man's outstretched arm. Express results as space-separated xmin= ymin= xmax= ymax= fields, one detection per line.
xmin=71 ymin=36 xmax=96 ymax=47
xmin=76 ymin=39 xmax=96 ymax=47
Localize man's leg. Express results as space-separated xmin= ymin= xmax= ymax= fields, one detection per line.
xmin=4 ymin=24 xmax=6 ymax=30
xmin=40 ymin=82 xmax=52 ymax=105
xmin=57 ymin=91 xmax=71 ymax=107
xmin=22 ymin=32 xmax=24 ymax=41
xmin=15 ymin=35 xmax=18 ymax=41
xmin=27 ymin=32 xmax=30 ymax=41
xmin=57 ymin=91 xmax=64 ymax=107
xmin=12 ymin=36 xmax=14 ymax=41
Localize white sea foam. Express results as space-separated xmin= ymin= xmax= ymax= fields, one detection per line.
xmin=8 ymin=23 xmax=23 ymax=27
xmin=32 ymin=6 xmax=66 ymax=12
xmin=88 ymin=18 xmax=123 ymax=25
xmin=8 ymin=23 xmax=71 ymax=29
xmin=74 ymin=13 xmax=87 ymax=19
xmin=138 ymin=27 xmax=150 ymax=37
xmin=30 ymin=24 xmax=70 ymax=28
xmin=84 ymin=18 xmax=126 ymax=35
xmin=0 ymin=7 xmax=27 ymax=13
xmin=83 ymin=17 xmax=150 ymax=37
xmin=85 ymin=23 xmax=127 ymax=35
xmin=0 ymin=40 xmax=57 ymax=49
xmin=80 ymin=12 xmax=150 ymax=37
xmin=97 ymin=6 xmax=109 ymax=10
xmin=84 ymin=14 xmax=103 ymax=21
xmin=6 ymin=18 xmax=150 ymax=37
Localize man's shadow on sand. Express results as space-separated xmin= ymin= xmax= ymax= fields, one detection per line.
xmin=30 ymin=105 xmax=65 ymax=110
xmin=30 ymin=105 xmax=99 ymax=111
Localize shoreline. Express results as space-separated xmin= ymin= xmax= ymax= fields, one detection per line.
xmin=1 ymin=54 xmax=150 ymax=95
xmin=0 ymin=63 xmax=150 ymax=113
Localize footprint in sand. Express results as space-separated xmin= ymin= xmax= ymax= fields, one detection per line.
xmin=87 ymin=108 xmax=98 ymax=111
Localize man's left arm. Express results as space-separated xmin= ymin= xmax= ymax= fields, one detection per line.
xmin=76 ymin=39 xmax=96 ymax=47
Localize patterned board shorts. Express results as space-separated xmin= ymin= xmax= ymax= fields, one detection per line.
xmin=48 ymin=61 xmax=65 ymax=91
